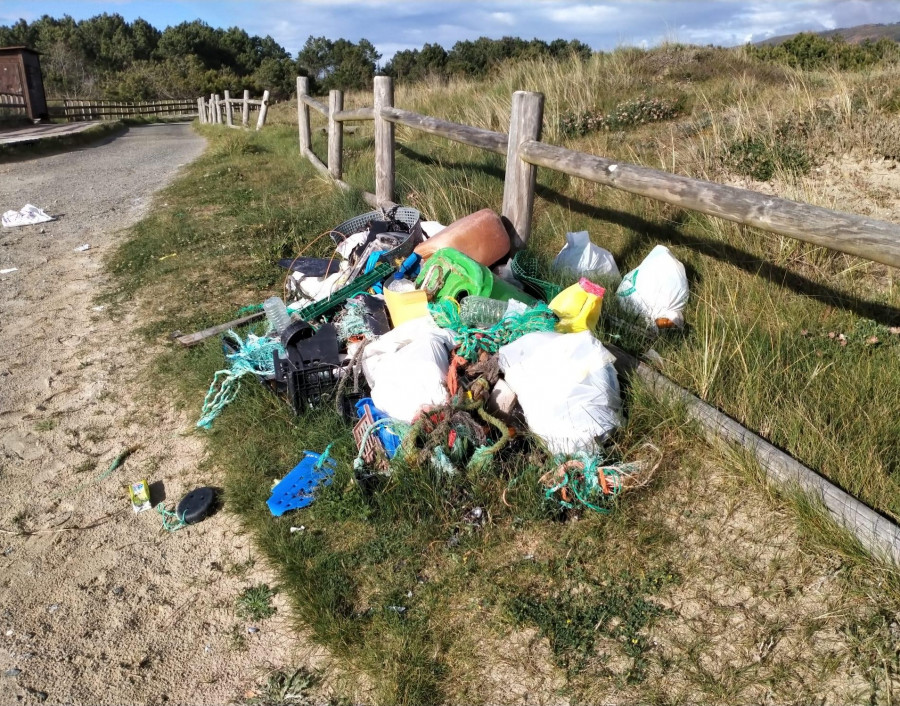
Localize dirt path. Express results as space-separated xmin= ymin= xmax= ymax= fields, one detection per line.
xmin=0 ymin=124 xmax=317 ymax=705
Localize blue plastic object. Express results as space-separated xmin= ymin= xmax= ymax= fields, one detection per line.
xmin=266 ymin=450 xmax=337 ymax=516
xmin=394 ymin=253 xmax=421 ymax=280
xmin=355 ymin=398 xmax=401 ymax=459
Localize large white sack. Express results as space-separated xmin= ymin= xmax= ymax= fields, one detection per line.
xmin=362 ymin=317 xmax=454 ymax=422
xmin=553 ymin=231 xmax=620 ymax=277
xmin=616 ymin=244 xmax=688 ymax=329
xmin=499 ymin=330 xmax=622 ymax=455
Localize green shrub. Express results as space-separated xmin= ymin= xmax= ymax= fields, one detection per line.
xmin=724 ymin=134 xmax=811 ymax=181
xmin=560 ymin=95 xmax=681 ymax=137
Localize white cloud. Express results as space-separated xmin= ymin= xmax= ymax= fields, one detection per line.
xmin=489 ymin=11 xmax=515 ymax=26
xmin=545 ymin=3 xmax=620 ymax=25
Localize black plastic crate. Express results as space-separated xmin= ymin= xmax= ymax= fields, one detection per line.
xmin=272 ymin=354 xmax=366 ymax=417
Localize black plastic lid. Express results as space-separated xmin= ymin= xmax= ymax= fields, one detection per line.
xmin=176 ymin=487 xmax=216 ymax=525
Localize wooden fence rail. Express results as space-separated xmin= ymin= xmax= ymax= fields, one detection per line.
xmin=197 ymin=89 xmax=270 ymax=131
xmin=294 ymin=74 xmax=900 ymax=564
xmin=46 ymin=98 xmax=197 ymax=122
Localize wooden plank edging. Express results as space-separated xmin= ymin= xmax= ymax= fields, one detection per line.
xmin=609 ymin=346 xmax=900 ymax=564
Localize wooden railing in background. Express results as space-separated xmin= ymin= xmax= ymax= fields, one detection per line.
xmin=46 ymin=98 xmax=197 ymax=122
xmin=294 ymin=75 xmax=900 ymax=563
xmin=0 ymin=92 xmax=27 ymax=114
xmin=197 ymin=89 xmax=270 ymax=131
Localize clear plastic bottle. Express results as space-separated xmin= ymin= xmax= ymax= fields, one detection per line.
xmin=263 ymin=296 xmax=292 ymax=334
xmin=459 ymin=296 xmax=509 ymax=328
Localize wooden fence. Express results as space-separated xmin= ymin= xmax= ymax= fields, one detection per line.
xmin=296 ymin=75 xmax=900 ymax=563
xmin=197 ymin=89 xmax=270 ymax=131
xmin=0 ymin=91 xmax=27 ymax=114
xmin=45 ymin=98 xmax=198 ymax=122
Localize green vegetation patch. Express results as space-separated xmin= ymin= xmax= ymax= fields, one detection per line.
xmin=109 ymin=45 xmax=900 ymax=699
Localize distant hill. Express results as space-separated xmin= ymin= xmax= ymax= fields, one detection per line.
xmin=757 ymin=22 xmax=900 ymax=46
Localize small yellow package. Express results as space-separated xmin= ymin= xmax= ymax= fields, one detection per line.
xmin=129 ymin=480 xmax=152 ymax=513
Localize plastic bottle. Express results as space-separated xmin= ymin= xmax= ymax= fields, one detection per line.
xmin=263 ymin=296 xmax=293 ymax=334
xmin=459 ymin=296 xmax=509 ymax=328
xmin=548 ymin=278 xmax=605 ymax=333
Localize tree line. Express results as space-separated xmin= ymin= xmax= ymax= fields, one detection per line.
xmin=0 ymin=13 xmax=593 ymax=101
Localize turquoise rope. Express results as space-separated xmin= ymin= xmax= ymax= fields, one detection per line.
xmin=155 ymin=503 xmax=188 ymax=532
xmin=544 ymin=453 xmax=641 ymax=514
xmin=196 ymin=331 xmax=285 ymax=429
xmin=428 ymin=299 xmax=558 ymax=361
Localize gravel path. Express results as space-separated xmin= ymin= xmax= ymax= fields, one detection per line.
xmin=0 ymin=124 xmax=317 ymax=705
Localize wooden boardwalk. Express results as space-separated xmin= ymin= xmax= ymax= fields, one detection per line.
xmin=0 ymin=121 xmax=102 ymax=145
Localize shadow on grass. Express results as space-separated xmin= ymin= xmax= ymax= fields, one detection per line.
xmin=396 ymin=142 xmax=900 ymax=326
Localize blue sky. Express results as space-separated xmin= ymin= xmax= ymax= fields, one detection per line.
xmin=2 ymin=1 xmax=899 ymax=62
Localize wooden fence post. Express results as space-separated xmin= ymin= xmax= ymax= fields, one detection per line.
xmin=242 ymin=89 xmax=250 ymax=127
xmin=213 ymin=94 xmax=221 ymax=124
xmin=255 ymin=89 xmax=270 ymax=130
xmin=328 ymin=89 xmax=344 ymax=179
xmin=374 ymin=75 xmax=395 ymax=206
xmin=209 ymin=93 xmax=215 ymax=123
xmin=502 ymin=91 xmax=544 ymax=251
xmin=224 ymin=90 xmax=233 ymax=126
xmin=297 ymin=77 xmax=311 ymax=153
xmin=197 ymin=97 xmax=206 ymax=123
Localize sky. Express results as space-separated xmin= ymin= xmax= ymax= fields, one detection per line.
xmin=2 ymin=0 xmax=899 ymax=63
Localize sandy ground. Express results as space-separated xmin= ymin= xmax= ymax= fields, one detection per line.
xmin=0 ymin=124 xmax=322 ymax=705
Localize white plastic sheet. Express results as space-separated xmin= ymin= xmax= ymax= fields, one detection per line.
xmin=499 ymin=330 xmax=622 ymax=454
xmin=2 ymin=204 xmax=54 ymax=228
xmin=362 ymin=317 xmax=455 ymax=423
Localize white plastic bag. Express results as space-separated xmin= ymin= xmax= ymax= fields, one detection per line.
xmin=499 ymin=330 xmax=622 ymax=454
xmin=616 ymin=245 xmax=689 ymax=329
xmin=2 ymin=204 xmax=54 ymax=228
xmin=362 ymin=317 xmax=455 ymax=422
xmin=553 ymin=231 xmax=619 ymax=277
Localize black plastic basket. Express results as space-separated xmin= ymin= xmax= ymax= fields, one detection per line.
xmin=330 ymin=206 xmax=423 ymax=262
xmin=272 ymin=354 xmax=365 ymax=417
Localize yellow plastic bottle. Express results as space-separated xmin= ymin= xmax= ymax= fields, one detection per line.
xmin=549 ymin=278 xmax=605 ymax=333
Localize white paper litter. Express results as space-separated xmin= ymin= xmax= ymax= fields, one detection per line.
xmin=2 ymin=204 xmax=54 ymax=228
xmin=0 ymin=268 xmax=17 ymax=275
xmin=73 ymin=244 xmax=91 ymax=252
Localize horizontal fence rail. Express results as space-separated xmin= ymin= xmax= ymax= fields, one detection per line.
xmin=519 ymin=140 xmax=900 ymax=269
xmin=197 ymin=89 xmax=270 ymax=131
xmin=380 ymin=106 xmax=508 ymax=155
xmin=292 ymin=74 xmax=900 ymax=564
xmin=333 ymin=106 xmax=374 ymax=122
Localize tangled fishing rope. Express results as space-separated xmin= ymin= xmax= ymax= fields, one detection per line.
xmin=196 ymin=331 xmax=285 ymax=429
xmin=428 ymin=299 xmax=557 ymax=361
xmin=539 ymin=448 xmax=659 ymax=513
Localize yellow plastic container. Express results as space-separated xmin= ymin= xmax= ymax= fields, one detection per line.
xmin=549 ymin=278 xmax=605 ymax=333
xmin=384 ymin=286 xmax=429 ymax=327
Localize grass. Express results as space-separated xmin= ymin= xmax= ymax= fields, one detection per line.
xmin=105 ymin=43 xmax=900 ymax=704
